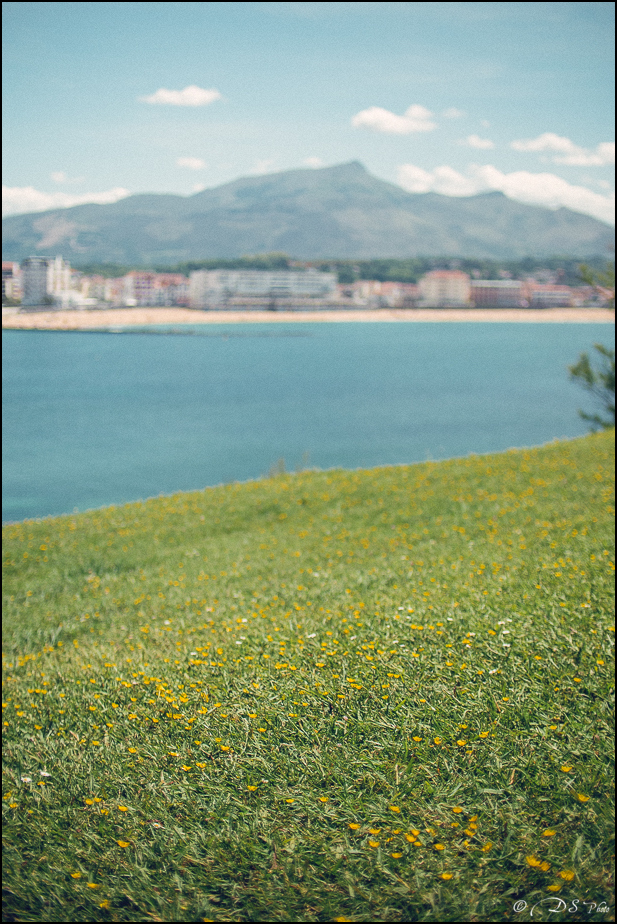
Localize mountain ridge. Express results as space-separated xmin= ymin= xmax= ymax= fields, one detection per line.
xmin=2 ymin=161 xmax=613 ymax=264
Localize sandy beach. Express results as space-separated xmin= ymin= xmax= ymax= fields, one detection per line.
xmin=2 ymin=306 xmax=614 ymax=329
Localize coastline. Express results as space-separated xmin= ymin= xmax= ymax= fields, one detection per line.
xmin=2 ymin=305 xmax=614 ymax=329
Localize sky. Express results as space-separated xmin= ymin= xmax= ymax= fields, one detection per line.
xmin=2 ymin=1 xmax=615 ymax=224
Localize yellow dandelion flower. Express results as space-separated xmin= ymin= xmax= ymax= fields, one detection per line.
xmin=391 ymin=852 xmax=403 ymax=858
xmin=452 ymin=806 xmax=463 ymax=814
xmin=576 ymin=793 xmax=590 ymax=802
xmin=434 ymin=736 xmax=442 ymax=744
xmin=526 ymin=855 xmax=540 ymax=868
xmin=542 ymin=829 xmax=556 ymax=837
xmin=247 ymin=785 xmax=257 ymax=791
xmin=482 ymin=842 xmax=493 ymax=852
xmin=285 ymin=798 xmax=294 ymax=803
xmin=479 ymin=731 xmax=489 ymax=738
xmin=441 ymin=872 xmax=453 ymax=880
xmin=539 ymin=861 xmax=551 ymax=872
xmin=559 ymin=870 xmax=575 ymax=881
xmin=547 ymin=883 xmax=562 ymax=892
xmin=560 ymin=765 xmax=572 ymax=772
xmin=71 ymin=872 xmax=82 ymax=878
xmin=87 ymin=883 xmax=99 ymax=889
xmin=99 ymin=900 xmax=110 ymax=909
xmin=319 ymin=796 xmax=328 ymax=802
xmin=128 ymin=747 xmax=137 ymax=754
xmin=368 ymin=839 xmax=379 ymax=848
xmin=220 ymin=745 xmax=230 ymax=752
xmin=412 ymin=736 xmax=422 ymax=742
xmin=389 ymin=805 xmax=401 ymax=813
xmin=117 ymin=840 xmax=130 ymax=848
xmin=349 ymin=823 xmax=360 ymax=830
xmin=118 ymin=806 xmax=128 ymax=812
xmin=369 ymin=828 xmax=381 ymax=835
xmin=434 ymin=843 xmax=445 ymax=851
xmin=456 ymin=739 xmax=467 ymax=746
xmin=85 ymin=799 xmax=94 ymax=805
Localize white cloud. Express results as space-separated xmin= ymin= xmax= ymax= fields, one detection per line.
xmin=302 ymin=157 xmax=324 ymax=168
xmin=139 ymin=85 xmax=221 ymax=107
xmin=442 ymin=108 xmax=465 ymax=119
xmin=511 ymin=133 xmax=615 ymax=166
xmin=192 ymin=183 xmax=206 ymax=193
xmin=2 ymin=185 xmax=131 ymax=217
xmin=397 ymin=163 xmax=614 ymax=224
xmin=50 ymin=171 xmax=85 ymax=185
xmin=252 ymin=159 xmax=277 ymax=175
xmin=177 ymin=156 xmax=207 ymax=170
xmin=461 ymin=134 xmax=494 ymax=150
xmin=352 ymin=103 xmax=436 ymax=134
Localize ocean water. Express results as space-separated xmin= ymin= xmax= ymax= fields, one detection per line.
xmin=2 ymin=322 xmax=614 ymax=523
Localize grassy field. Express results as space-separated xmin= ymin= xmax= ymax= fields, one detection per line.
xmin=2 ymin=431 xmax=615 ymax=923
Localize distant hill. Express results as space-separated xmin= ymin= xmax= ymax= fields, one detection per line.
xmin=2 ymin=161 xmax=613 ymax=264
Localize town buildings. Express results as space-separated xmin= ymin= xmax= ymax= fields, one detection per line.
xmin=418 ymin=270 xmax=472 ymax=308
xmin=189 ymin=268 xmax=337 ymax=307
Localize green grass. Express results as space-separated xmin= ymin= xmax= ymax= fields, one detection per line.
xmin=2 ymin=431 xmax=615 ymax=923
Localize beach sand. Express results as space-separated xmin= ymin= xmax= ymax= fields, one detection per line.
xmin=2 ymin=306 xmax=614 ymax=329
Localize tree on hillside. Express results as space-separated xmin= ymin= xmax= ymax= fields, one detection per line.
xmin=578 ymin=257 xmax=615 ymax=309
xmin=568 ymin=343 xmax=615 ymax=431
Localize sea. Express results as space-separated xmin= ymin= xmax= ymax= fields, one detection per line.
xmin=2 ymin=321 xmax=614 ymax=523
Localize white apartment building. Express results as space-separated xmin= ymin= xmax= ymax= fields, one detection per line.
xmin=189 ymin=268 xmax=337 ymax=307
xmin=418 ymin=270 xmax=471 ymax=308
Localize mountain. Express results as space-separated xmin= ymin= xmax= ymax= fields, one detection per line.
xmin=2 ymin=161 xmax=613 ymax=264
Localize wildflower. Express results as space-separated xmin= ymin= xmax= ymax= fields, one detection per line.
xmin=181 ymin=765 xmax=192 ymax=771
xmin=349 ymin=823 xmax=360 ymax=830
xmin=547 ymin=883 xmax=562 ymax=892
xmin=247 ymin=785 xmax=257 ymax=791
xmin=391 ymin=852 xmax=403 ymax=858
xmin=319 ymin=796 xmax=328 ymax=802
xmin=389 ymin=805 xmax=401 ymax=813
xmin=40 ymin=772 xmax=51 ymax=777
xmin=526 ymin=856 xmax=541 ymax=867
xmin=559 ymin=870 xmax=575 ymax=881
xmin=117 ymin=840 xmax=130 ymax=848
xmin=479 ymin=732 xmax=489 ymax=738
xmin=71 ymin=872 xmax=82 ymax=878
xmin=20 ymin=777 xmax=32 ymax=783
xmin=434 ymin=843 xmax=445 ymax=850
xmin=368 ymin=840 xmax=379 ymax=848
xmin=560 ymin=765 xmax=572 ymax=772
xmin=128 ymin=747 xmax=137 ymax=754
xmin=539 ymin=861 xmax=551 ymax=872
xmin=441 ymin=872 xmax=453 ymax=880
xmin=482 ymin=842 xmax=493 ymax=851
xmin=285 ymin=798 xmax=294 ymax=803
xmin=452 ymin=806 xmax=463 ymax=814
xmin=434 ymin=737 xmax=442 ymax=744
xmin=456 ymin=739 xmax=467 ymax=746
xmin=369 ymin=828 xmax=381 ymax=835
xmin=87 ymin=883 xmax=100 ymax=889
xmin=576 ymin=793 xmax=590 ymax=802
xmin=412 ymin=736 xmax=422 ymax=742
xmin=118 ymin=806 xmax=128 ymax=812
xmin=542 ymin=829 xmax=556 ymax=837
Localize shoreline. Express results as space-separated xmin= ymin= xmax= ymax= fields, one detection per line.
xmin=2 ymin=305 xmax=614 ymax=328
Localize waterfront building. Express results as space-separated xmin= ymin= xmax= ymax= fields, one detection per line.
xmin=2 ymin=262 xmax=21 ymax=302
xmin=47 ymin=256 xmax=72 ymax=305
xmin=525 ymin=284 xmax=573 ymax=308
xmin=189 ymin=268 xmax=337 ymax=307
xmin=471 ymin=280 xmax=527 ymax=308
xmin=20 ymin=257 xmax=49 ymax=307
xmin=418 ymin=270 xmax=471 ymax=308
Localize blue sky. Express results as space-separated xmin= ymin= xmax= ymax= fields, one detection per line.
xmin=2 ymin=1 xmax=615 ymax=223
